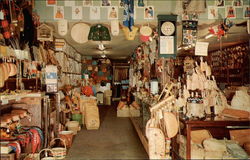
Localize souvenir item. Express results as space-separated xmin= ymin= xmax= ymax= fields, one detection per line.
xmin=122 ymin=26 xmax=138 ymax=40
xmin=71 ymin=23 xmax=90 ymax=44
xmin=58 ymin=19 xmax=68 ymax=36
xmin=111 ymin=20 xmax=119 ymax=36
xmin=37 ymin=23 xmax=53 ymax=41
xmin=163 ymin=112 xmax=178 ymax=138
xmin=123 ymin=0 xmax=134 ymax=31
xmin=88 ymin=24 xmax=111 ymax=41
xmin=140 ymin=25 xmax=152 ymax=36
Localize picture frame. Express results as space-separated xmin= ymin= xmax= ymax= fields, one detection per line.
xmin=215 ymin=0 xmax=224 ymax=7
xmin=46 ymin=0 xmax=56 ymax=6
xmin=108 ymin=6 xmax=118 ymax=19
xmin=118 ymin=0 xmax=124 ymax=8
xmin=83 ymin=0 xmax=93 ymax=7
xmin=90 ymin=6 xmax=100 ymax=20
xmin=243 ymin=5 xmax=250 ymax=18
xmin=101 ymin=0 xmax=111 ymax=7
xmin=208 ymin=6 xmax=218 ymax=19
xmin=54 ymin=6 xmax=64 ymax=20
xmin=72 ymin=6 xmax=83 ymax=19
xmin=37 ymin=23 xmax=53 ymax=42
xmin=144 ymin=6 xmax=154 ymax=19
xmin=232 ymin=0 xmax=243 ymax=7
xmin=225 ymin=6 xmax=236 ymax=19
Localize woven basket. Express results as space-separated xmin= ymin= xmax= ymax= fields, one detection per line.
xmin=39 ymin=149 xmax=55 ymax=160
xmin=49 ymin=138 xmax=67 ymax=159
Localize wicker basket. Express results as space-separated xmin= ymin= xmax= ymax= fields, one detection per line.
xmin=49 ymin=138 xmax=67 ymax=159
xmin=39 ymin=149 xmax=55 ymax=160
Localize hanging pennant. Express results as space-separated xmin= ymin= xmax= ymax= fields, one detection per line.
xmin=54 ymin=6 xmax=64 ymax=20
xmin=111 ymin=20 xmax=119 ymax=36
xmin=57 ymin=19 xmax=68 ymax=36
xmin=72 ymin=6 xmax=83 ymax=20
xmin=90 ymin=6 xmax=100 ymax=20
xmin=108 ymin=6 xmax=118 ymax=19
xmin=123 ymin=0 xmax=134 ymax=31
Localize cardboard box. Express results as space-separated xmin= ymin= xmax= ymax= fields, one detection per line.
xmin=117 ymin=107 xmax=130 ymax=117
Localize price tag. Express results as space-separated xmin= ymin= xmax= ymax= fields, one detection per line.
xmin=2 ymin=99 xmax=9 ymax=105
xmin=16 ymin=96 xmax=21 ymax=101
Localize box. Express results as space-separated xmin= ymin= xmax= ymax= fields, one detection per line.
xmin=96 ymin=92 xmax=104 ymax=105
xmin=104 ymin=90 xmax=112 ymax=97
xmin=0 ymin=153 xmax=15 ymax=160
xmin=117 ymin=107 xmax=130 ymax=117
xmin=129 ymin=106 xmax=140 ymax=117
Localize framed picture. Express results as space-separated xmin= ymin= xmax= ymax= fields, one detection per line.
xmin=119 ymin=0 xmax=124 ymax=8
xmin=46 ymin=0 xmax=56 ymax=6
xmin=215 ymin=0 xmax=224 ymax=7
xmin=37 ymin=23 xmax=53 ymax=41
xmin=243 ymin=5 xmax=250 ymax=18
xmin=46 ymin=84 xmax=58 ymax=93
xmin=101 ymin=0 xmax=111 ymax=7
xmin=54 ymin=6 xmax=64 ymax=20
xmin=208 ymin=6 xmax=218 ymax=19
xmin=72 ymin=6 xmax=82 ymax=19
xmin=83 ymin=0 xmax=93 ymax=6
xmin=232 ymin=0 xmax=243 ymax=7
xmin=108 ymin=6 xmax=118 ymax=19
xmin=90 ymin=6 xmax=100 ymax=20
xmin=64 ymin=0 xmax=75 ymax=6
xmin=136 ymin=0 xmax=145 ymax=8
xmin=144 ymin=6 xmax=154 ymax=19
xmin=226 ymin=6 xmax=236 ymax=19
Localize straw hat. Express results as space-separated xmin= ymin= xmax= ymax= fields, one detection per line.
xmin=140 ymin=26 xmax=152 ymax=36
xmin=71 ymin=23 xmax=90 ymax=44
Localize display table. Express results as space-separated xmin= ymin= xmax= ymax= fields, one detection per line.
xmin=175 ymin=116 xmax=250 ymax=159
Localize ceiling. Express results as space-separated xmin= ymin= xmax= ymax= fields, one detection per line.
xmin=50 ymin=19 xmax=249 ymax=59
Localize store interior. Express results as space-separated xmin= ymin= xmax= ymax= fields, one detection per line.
xmin=0 ymin=0 xmax=250 ymax=159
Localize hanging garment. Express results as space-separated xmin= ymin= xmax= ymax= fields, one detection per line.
xmin=123 ymin=0 xmax=134 ymax=31
xmin=58 ymin=19 xmax=68 ymax=36
xmin=138 ymin=0 xmax=144 ymax=7
xmin=111 ymin=20 xmax=119 ymax=36
xmin=88 ymin=24 xmax=111 ymax=41
xmin=122 ymin=26 xmax=138 ymax=40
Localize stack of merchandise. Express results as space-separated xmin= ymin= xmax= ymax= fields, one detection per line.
xmin=83 ymin=98 xmax=100 ymax=130
xmin=177 ymin=129 xmax=249 ymax=159
xmin=117 ymin=101 xmax=140 ymax=117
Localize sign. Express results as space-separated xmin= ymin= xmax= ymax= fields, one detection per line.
xmin=160 ymin=36 xmax=174 ymax=54
xmin=195 ymin=42 xmax=209 ymax=56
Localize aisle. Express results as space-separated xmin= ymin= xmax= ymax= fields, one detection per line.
xmin=66 ymin=104 xmax=148 ymax=159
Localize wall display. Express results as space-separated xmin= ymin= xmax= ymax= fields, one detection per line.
xmin=232 ymin=0 xmax=243 ymax=7
xmin=144 ymin=6 xmax=154 ymax=19
xmin=182 ymin=18 xmax=198 ymax=47
xmin=72 ymin=6 xmax=83 ymax=19
xmin=136 ymin=0 xmax=145 ymax=7
xmin=226 ymin=6 xmax=236 ymax=19
xmin=83 ymin=0 xmax=93 ymax=6
xmin=37 ymin=23 xmax=53 ymax=41
xmin=119 ymin=0 xmax=124 ymax=8
xmin=101 ymin=0 xmax=111 ymax=7
xmin=215 ymin=0 xmax=224 ymax=7
xmin=54 ymin=6 xmax=64 ymax=20
xmin=195 ymin=42 xmax=209 ymax=56
xmin=90 ymin=6 xmax=100 ymax=20
xmin=64 ymin=0 xmax=75 ymax=6
xmin=57 ymin=19 xmax=68 ymax=36
xmin=71 ymin=23 xmax=90 ymax=44
xmin=208 ymin=6 xmax=218 ymax=19
xmin=46 ymin=0 xmax=56 ymax=6
xmin=158 ymin=15 xmax=177 ymax=58
xmin=108 ymin=6 xmax=118 ymax=19
xmin=243 ymin=6 xmax=250 ymax=18
xmin=111 ymin=20 xmax=119 ymax=36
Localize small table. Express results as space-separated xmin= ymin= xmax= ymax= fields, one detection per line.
xmin=178 ymin=116 xmax=250 ymax=159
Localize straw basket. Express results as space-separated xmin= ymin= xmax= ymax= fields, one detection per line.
xmin=39 ymin=149 xmax=55 ymax=160
xmin=49 ymin=138 xmax=67 ymax=159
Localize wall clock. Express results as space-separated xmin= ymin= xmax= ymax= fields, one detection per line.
xmin=158 ymin=15 xmax=177 ymax=58
xmin=161 ymin=21 xmax=175 ymax=36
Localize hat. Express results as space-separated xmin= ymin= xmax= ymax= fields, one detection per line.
xmin=71 ymin=23 xmax=90 ymax=44
xmin=140 ymin=26 xmax=152 ymax=36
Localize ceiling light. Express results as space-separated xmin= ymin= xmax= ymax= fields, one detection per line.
xmin=205 ymin=34 xmax=214 ymax=39
xmin=101 ymin=54 xmax=106 ymax=58
xmin=98 ymin=43 xmax=105 ymax=51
